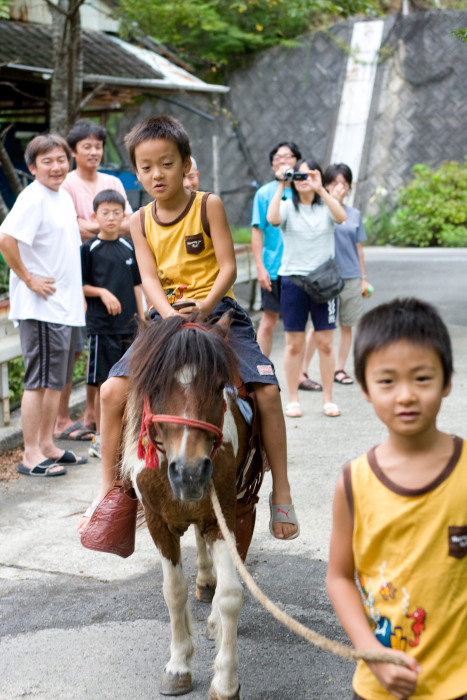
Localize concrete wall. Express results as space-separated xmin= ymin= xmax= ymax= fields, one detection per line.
xmin=115 ymin=10 xmax=467 ymax=225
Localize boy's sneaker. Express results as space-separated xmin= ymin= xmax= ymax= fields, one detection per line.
xmin=88 ymin=435 xmax=102 ymax=459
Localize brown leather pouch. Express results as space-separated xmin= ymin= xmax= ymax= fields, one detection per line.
xmin=81 ymin=481 xmax=138 ymax=559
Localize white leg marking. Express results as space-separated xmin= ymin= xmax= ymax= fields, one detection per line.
xmin=160 ymin=556 xmax=194 ymax=676
xmin=209 ymin=538 xmax=243 ymax=698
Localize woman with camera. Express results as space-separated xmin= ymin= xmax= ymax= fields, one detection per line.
xmin=267 ymin=159 xmax=346 ymax=418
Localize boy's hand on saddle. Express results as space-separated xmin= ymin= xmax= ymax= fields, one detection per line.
xmin=100 ymin=289 xmax=122 ymax=315
xmin=175 ymin=299 xmax=209 ymax=317
xmin=368 ymin=650 xmax=421 ymax=699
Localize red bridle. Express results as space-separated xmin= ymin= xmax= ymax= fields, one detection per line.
xmin=137 ymin=321 xmax=226 ymax=470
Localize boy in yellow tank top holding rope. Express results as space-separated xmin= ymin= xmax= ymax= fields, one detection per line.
xmin=78 ymin=115 xmax=299 ymax=541
xmin=327 ymin=298 xmax=467 ymax=699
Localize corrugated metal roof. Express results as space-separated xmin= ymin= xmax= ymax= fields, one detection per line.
xmin=0 ymin=19 xmax=228 ymax=93
xmin=108 ymin=36 xmax=225 ymax=91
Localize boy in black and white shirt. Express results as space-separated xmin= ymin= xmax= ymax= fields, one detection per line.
xmin=81 ymin=189 xmax=144 ymax=457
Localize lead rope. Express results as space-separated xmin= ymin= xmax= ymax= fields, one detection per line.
xmin=210 ymin=485 xmax=408 ymax=668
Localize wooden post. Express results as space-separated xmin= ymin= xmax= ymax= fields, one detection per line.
xmin=212 ymin=134 xmax=220 ymax=196
xmin=0 ymin=362 xmax=10 ymax=426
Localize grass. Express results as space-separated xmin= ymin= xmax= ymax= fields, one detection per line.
xmin=231 ymin=226 xmax=251 ymax=245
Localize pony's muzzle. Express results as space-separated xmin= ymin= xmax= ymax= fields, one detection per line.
xmin=168 ymin=457 xmax=213 ymax=501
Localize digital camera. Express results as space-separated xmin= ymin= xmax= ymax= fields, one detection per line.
xmin=277 ymin=169 xmax=308 ymax=182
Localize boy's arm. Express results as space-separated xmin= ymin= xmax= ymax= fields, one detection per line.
xmin=133 ymin=284 xmax=145 ymax=319
xmin=251 ymin=226 xmax=272 ymax=291
xmin=78 ymin=217 xmax=99 ymax=242
xmin=130 ymin=211 xmax=178 ymax=319
xmin=327 ymin=475 xmax=421 ymax=698
xmin=0 ymin=232 xmax=56 ymax=299
xmin=120 ymin=215 xmax=132 ymax=237
xmin=194 ymin=194 xmax=236 ymax=316
xmin=83 ymin=284 xmax=122 ymax=315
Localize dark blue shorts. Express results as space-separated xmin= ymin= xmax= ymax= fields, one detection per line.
xmin=108 ymin=297 xmax=279 ymax=387
xmin=280 ymin=276 xmax=338 ymax=332
xmin=260 ymin=277 xmax=281 ymax=314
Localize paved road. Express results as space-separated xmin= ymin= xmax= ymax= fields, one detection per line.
xmin=1 ymin=248 xmax=467 ymax=700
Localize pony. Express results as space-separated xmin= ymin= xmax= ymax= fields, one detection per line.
xmin=120 ymin=312 xmax=264 ymax=700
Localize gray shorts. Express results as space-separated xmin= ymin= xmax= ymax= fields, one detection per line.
xmin=75 ymin=325 xmax=87 ymax=353
xmin=19 ymin=320 xmax=78 ymax=391
xmin=339 ymin=278 xmax=363 ymax=327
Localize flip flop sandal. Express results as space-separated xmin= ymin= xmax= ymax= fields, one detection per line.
xmin=323 ymin=402 xmax=341 ymax=417
xmin=285 ymin=401 xmax=302 ymax=418
xmin=53 ymin=450 xmax=88 ymax=465
xmin=17 ymin=459 xmax=67 ymax=477
xmin=298 ymin=373 xmax=323 ymax=391
xmin=269 ymin=492 xmax=300 ymax=540
xmin=334 ymin=369 xmax=354 ymax=385
xmin=54 ymin=421 xmax=95 ymax=441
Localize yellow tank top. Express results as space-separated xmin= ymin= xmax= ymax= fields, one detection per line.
xmin=345 ymin=436 xmax=467 ymax=699
xmin=142 ymin=190 xmax=235 ymax=305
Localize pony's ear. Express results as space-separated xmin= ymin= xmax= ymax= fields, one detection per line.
xmin=215 ymin=310 xmax=234 ymax=329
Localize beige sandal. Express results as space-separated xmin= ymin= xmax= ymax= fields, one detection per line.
xmin=285 ymin=401 xmax=302 ymax=418
xmin=323 ymin=402 xmax=341 ymax=417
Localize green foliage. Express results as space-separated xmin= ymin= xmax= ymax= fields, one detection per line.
xmin=231 ymin=226 xmax=252 ymax=244
xmin=116 ymin=0 xmax=379 ymax=69
xmin=366 ymin=161 xmax=467 ymax=247
xmin=0 ymin=0 xmax=12 ymax=20
xmin=8 ymin=357 xmax=25 ymax=407
xmin=0 ymin=256 xmax=9 ymax=297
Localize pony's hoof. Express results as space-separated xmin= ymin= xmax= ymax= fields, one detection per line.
xmin=208 ymin=684 xmax=241 ymax=700
xmin=160 ymin=671 xmax=193 ymax=696
xmin=196 ymin=582 xmax=216 ymax=603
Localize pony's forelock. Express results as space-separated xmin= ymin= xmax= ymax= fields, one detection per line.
xmin=130 ymin=313 xmax=239 ymax=409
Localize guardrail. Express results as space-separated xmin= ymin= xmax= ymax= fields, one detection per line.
xmin=0 ymin=246 xmax=259 ymax=427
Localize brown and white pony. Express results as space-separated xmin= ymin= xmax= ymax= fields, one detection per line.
xmin=120 ymin=312 xmax=262 ymax=700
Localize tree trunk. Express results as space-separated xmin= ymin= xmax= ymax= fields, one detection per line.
xmin=0 ymin=191 xmax=10 ymax=224
xmin=49 ymin=0 xmax=84 ymax=134
xmin=0 ymin=139 xmax=23 ymax=198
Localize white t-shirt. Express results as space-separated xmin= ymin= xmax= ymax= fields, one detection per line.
xmin=0 ymin=180 xmax=85 ymax=326
xmin=278 ymin=199 xmax=336 ymax=276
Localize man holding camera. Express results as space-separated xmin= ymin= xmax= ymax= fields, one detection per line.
xmin=251 ymin=142 xmax=301 ymax=356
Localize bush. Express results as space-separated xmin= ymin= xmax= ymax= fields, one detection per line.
xmin=231 ymin=226 xmax=251 ymax=245
xmin=375 ymin=161 xmax=467 ymax=247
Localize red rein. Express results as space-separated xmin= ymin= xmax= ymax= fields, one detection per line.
xmin=137 ymin=322 xmax=226 ymax=470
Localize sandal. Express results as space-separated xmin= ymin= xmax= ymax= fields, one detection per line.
xmin=17 ymin=459 xmax=67 ymax=477
xmin=334 ymin=369 xmax=354 ymax=385
xmin=53 ymin=450 xmax=88 ymax=465
xmin=298 ymin=373 xmax=323 ymax=391
xmin=323 ymin=402 xmax=341 ymax=417
xmin=269 ymin=492 xmax=300 ymax=540
xmin=54 ymin=421 xmax=95 ymax=441
xmin=285 ymin=401 xmax=302 ymax=418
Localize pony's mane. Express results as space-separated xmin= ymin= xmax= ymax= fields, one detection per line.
xmin=130 ymin=312 xmax=239 ymax=409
